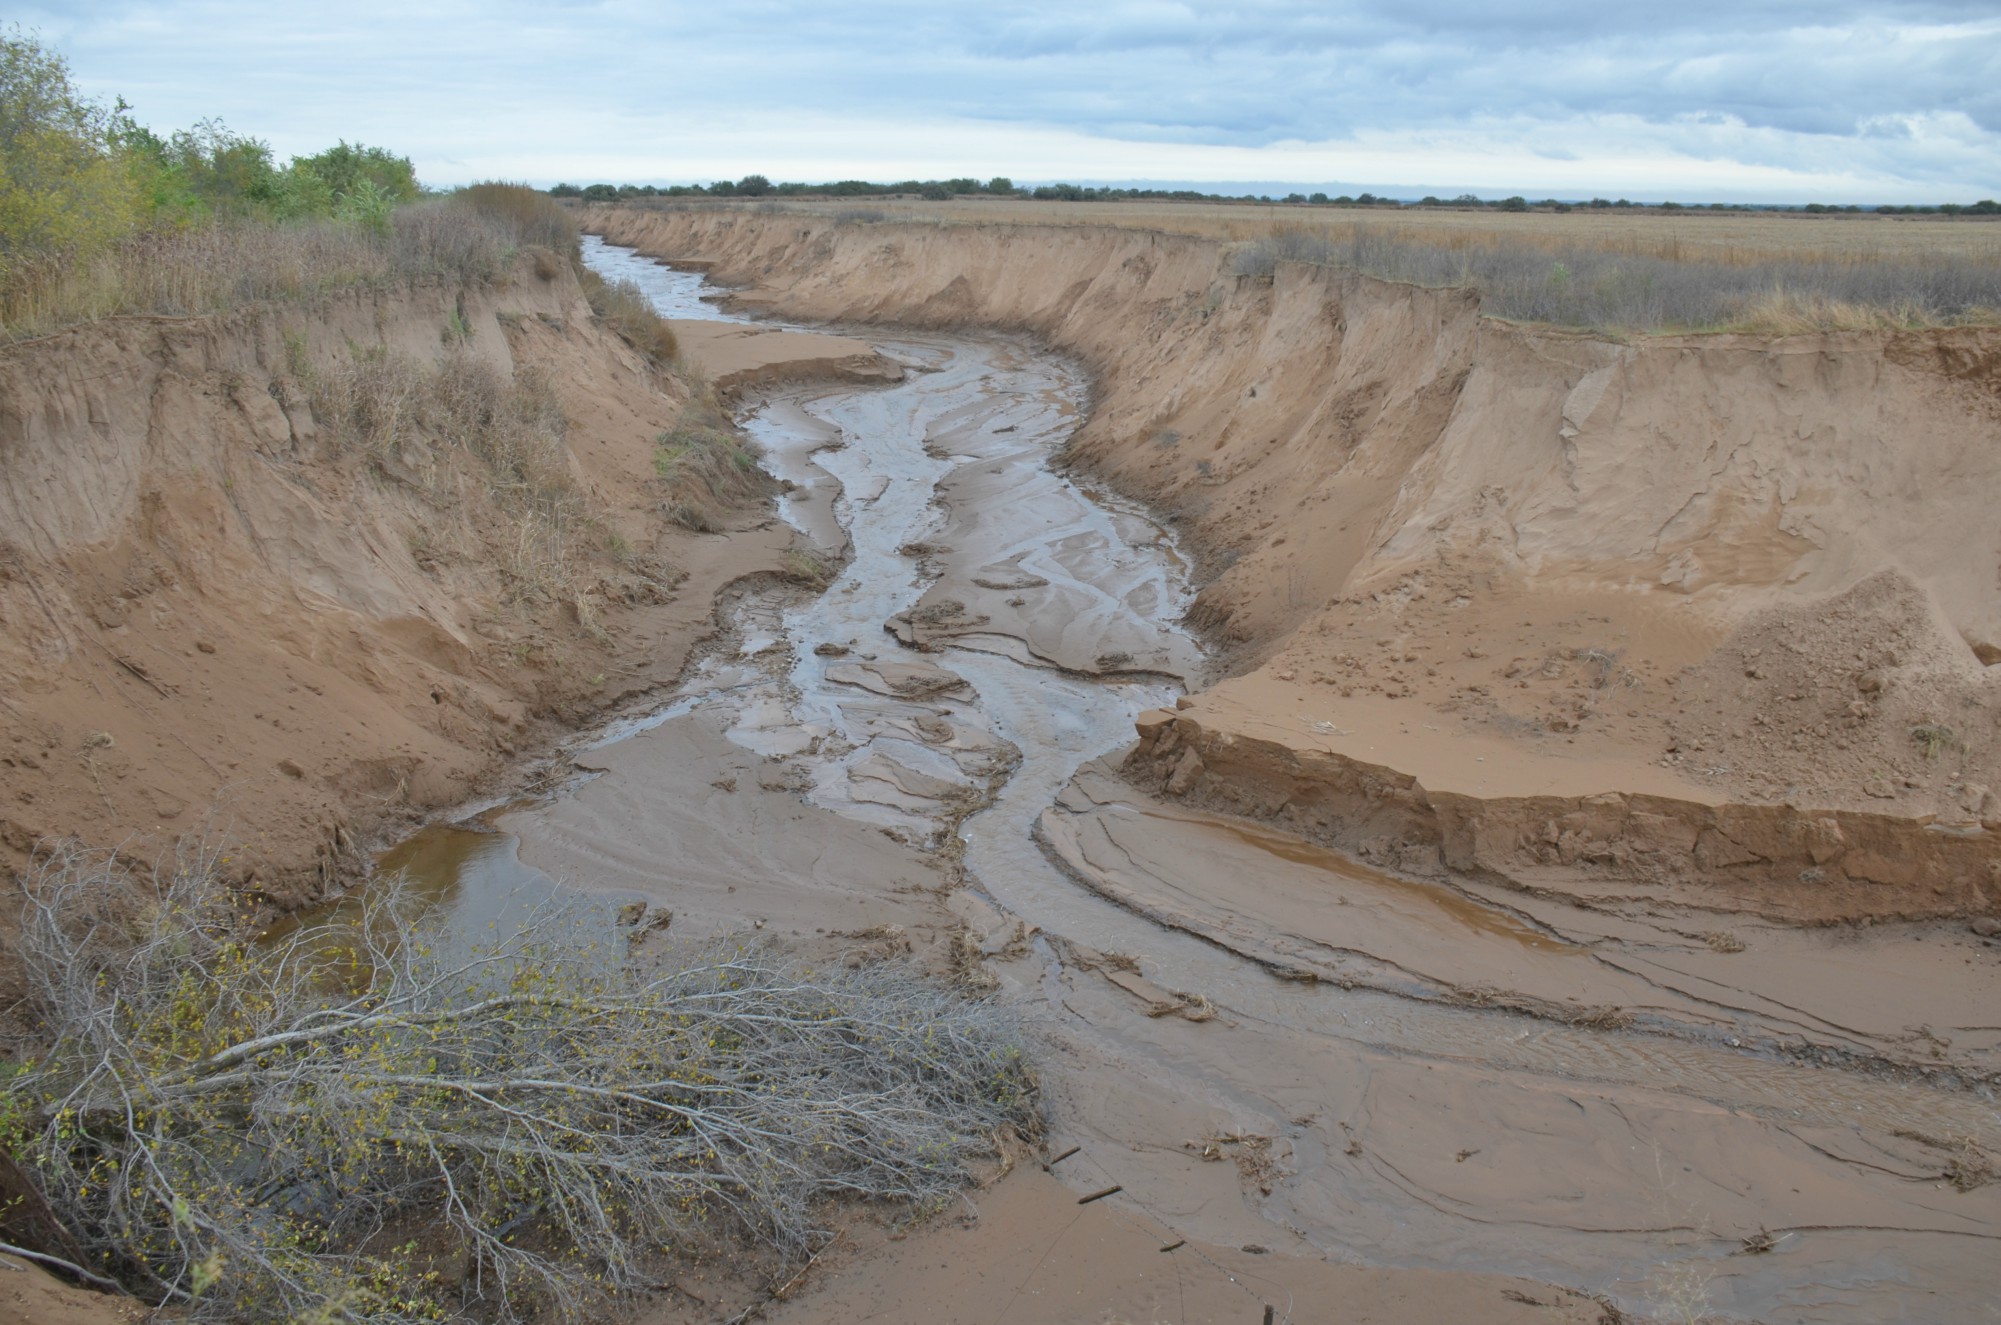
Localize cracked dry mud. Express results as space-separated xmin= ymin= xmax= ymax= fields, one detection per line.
xmin=374 ymin=241 xmax=1997 ymax=1325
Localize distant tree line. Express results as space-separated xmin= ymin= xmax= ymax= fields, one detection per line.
xmin=549 ymin=174 xmax=2001 ymax=216
xmin=551 ymin=174 xmax=1017 ymax=202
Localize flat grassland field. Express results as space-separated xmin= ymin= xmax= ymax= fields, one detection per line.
xmin=714 ymin=195 xmax=2001 ymax=265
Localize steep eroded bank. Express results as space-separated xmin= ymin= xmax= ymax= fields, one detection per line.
xmin=591 ymin=205 xmax=2001 ymax=921
xmin=0 ymin=251 xmax=889 ymax=908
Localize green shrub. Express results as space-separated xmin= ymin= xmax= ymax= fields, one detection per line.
xmin=0 ymin=30 xmax=143 ymax=280
xmin=1 ymin=33 xmax=587 ymax=338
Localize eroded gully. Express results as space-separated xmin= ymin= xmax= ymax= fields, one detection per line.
xmin=376 ymin=237 xmax=1997 ymax=1324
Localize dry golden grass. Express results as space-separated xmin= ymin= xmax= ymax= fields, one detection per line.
xmin=580 ymin=266 xmax=681 ymax=362
xmin=730 ymin=195 xmax=2001 ymax=266
xmin=631 ymin=196 xmax=2001 ymax=333
xmin=3 ymin=185 xmax=581 ymax=343
xmin=304 ymin=345 xmax=596 ymax=609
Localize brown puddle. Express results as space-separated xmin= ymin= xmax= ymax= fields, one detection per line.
xmin=372 ymin=823 xmax=558 ymax=933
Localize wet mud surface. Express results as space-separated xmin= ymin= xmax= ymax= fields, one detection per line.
xmin=376 ymin=243 xmax=1998 ymax=1324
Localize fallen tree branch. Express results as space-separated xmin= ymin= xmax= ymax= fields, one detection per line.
xmin=4 ymin=839 xmax=1037 ymax=1323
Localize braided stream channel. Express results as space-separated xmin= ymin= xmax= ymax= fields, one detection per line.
xmin=363 ymin=236 xmax=1999 ymax=1324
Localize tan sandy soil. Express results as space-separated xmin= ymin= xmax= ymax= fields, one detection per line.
xmin=1043 ymin=759 xmax=2001 ymax=1075
xmin=0 ymin=258 xmax=726 ymax=906
xmin=590 ymin=206 xmax=2001 ymax=923
xmin=0 ymin=269 xmax=1013 ymax=1323
xmin=0 ymin=258 xmax=898 ymax=914
xmin=668 ymin=318 xmax=904 ymax=395
xmin=739 ymin=1166 xmax=1609 ymax=1325
xmin=12 ymin=216 xmax=1993 ymax=1322
xmin=0 ymin=1256 xmax=143 ymax=1325
xmin=501 ymin=703 xmax=966 ymax=957
xmin=521 ymin=695 xmax=1638 ymax=1325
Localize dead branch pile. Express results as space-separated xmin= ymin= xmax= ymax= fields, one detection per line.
xmin=4 ymin=841 xmax=1035 ymax=1322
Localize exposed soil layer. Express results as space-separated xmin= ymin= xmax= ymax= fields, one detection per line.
xmin=1122 ymin=688 xmax=1995 ymax=924
xmin=671 ymin=319 xmax=905 ymax=397
xmin=1043 ymin=760 xmax=2001 ymax=1077
xmin=0 ymin=253 xmax=880 ymax=911
xmin=591 ymin=206 xmax=2001 ymax=922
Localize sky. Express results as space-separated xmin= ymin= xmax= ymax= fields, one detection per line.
xmin=19 ymin=1 xmax=2001 ymax=203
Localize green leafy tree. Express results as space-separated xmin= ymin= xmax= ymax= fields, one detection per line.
xmin=164 ymin=118 xmax=282 ymax=215
xmin=108 ymin=113 xmax=204 ymax=225
xmin=290 ymin=140 xmax=418 ymax=208
xmin=0 ymin=28 xmax=142 ymax=272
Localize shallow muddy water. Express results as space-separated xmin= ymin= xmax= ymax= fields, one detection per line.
xmin=373 ymin=242 xmax=1997 ymax=1324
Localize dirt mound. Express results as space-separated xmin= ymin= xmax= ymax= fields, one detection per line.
xmin=1667 ymin=569 xmax=1999 ymax=818
xmin=591 ymin=206 xmax=2001 ymax=917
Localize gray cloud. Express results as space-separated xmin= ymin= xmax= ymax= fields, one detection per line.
xmin=19 ymin=1 xmax=2001 ymax=198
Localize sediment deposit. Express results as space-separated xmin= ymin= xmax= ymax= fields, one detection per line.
xmin=593 ymin=205 xmax=2001 ymax=923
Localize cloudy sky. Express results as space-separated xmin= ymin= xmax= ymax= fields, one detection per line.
xmin=21 ymin=1 xmax=2001 ymax=202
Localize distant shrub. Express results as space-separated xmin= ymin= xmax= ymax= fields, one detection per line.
xmin=580 ymin=268 xmax=679 ymax=362
xmin=457 ymin=181 xmax=579 ymax=258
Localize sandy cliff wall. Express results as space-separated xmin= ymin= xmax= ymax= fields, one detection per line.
xmin=594 ymin=207 xmax=2001 ymax=917
xmin=0 ymin=255 xmax=788 ymax=905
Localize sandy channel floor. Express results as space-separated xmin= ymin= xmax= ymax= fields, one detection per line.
xmin=381 ymin=247 xmax=2000 ymax=1324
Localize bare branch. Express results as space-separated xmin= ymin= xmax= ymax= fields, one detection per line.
xmin=4 ymin=840 xmax=1036 ymax=1323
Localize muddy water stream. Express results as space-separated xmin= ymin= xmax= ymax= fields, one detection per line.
xmin=374 ymin=241 xmax=1996 ymax=1323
